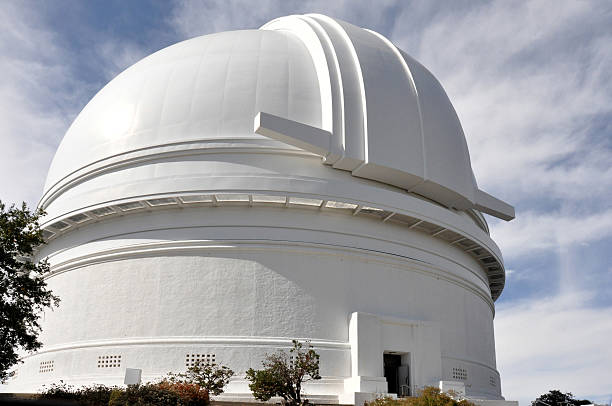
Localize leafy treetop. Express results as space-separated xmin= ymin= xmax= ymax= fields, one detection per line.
xmin=0 ymin=201 xmax=59 ymax=382
xmin=166 ymin=361 xmax=234 ymax=396
xmin=533 ymin=390 xmax=592 ymax=406
xmin=246 ymin=339 xmax=321 ymax=406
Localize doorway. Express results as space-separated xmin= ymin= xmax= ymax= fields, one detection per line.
xmin=383 ymin=353 xmax=411 ymax=396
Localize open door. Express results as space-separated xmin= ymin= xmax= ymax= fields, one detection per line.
xmin=384 ymin=353 xmax=412 ymax=397
xmin=383 ymin=354 xmax=401 ymax=394
xmin=398 ymin=364 xmax=410 ymax=397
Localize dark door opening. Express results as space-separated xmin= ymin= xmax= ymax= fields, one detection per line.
xmin=383 ymin=353 xmax=402 ymax=394
xmin=398 ymin=364 xmax=410 ymax=396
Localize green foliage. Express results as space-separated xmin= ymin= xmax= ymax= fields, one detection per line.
xmin=246 ymin=339 xmax=321 ymax=406
xmin=40 ymin=381 xmax=209 ymax=406
xmin=166 ymin=360 xmax=234 ymax=396
xmin=0 ymin=201 xmax=59 ymax=382
xmin=40 ymin=381 xmax=116 ymax=405
xmin=532 ymin=390 xmax=592 ymax=406
xmin=365 ymin=386 xmax=476 ymax=406
xmin=156 ymin=381 xmax=210 ymax=406
xmin=105 ymin=383 xmax=181 ymax=406
xmin=78 ymin=384 xmax=118 ymax=406
xmin=39 ymin=381 xmax=80 ymax=401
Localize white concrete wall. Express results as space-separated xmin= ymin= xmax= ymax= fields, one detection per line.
xmin=6 ymin=206 xmax=502 ymax=400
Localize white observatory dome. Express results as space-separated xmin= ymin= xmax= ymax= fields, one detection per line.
xmin=7 ymin=14 xmax=515 ymax=404
xmin=41 ymin=14 xmax=512 ymax=222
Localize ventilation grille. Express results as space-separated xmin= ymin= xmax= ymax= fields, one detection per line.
xmin=452 ymin=367 xmax=467 ymax=381
xmin=91 ymin=206 xmax=115 ymax=217
xmin=186 ymin=353 xmax=215 ymax=367
xmin=98 ymin=355 xmax=122 ymax=368
xmin=489 ymin=376 xmax=496 ymax=387
xmin=116 ymin=201 xmax=143 ymax=211
xmin=67 ymin=213 xmax=90 ymax=223
xmin=39 ymin=360 xmax=54 ymax=373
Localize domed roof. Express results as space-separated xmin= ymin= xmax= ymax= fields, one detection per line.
xmin=44 ymin=28 xmax=323 ymax=191
xmin=42 ymin=14 xmax=513 ymax=220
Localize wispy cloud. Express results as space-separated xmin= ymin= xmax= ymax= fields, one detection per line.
xmin=392 ymin=1 xmax=612 ymax=206
xmin=0 ymin=2 xmax=152 ymax=207
xmin=491 ymin=209 xmax=612 ymax=259
xmin=168 ymin=0 xmax=400 ymax=39
xmin=94 ymin=39 xmax=149 ymax=82
xmin=0 ymin=2 xmax=75 ymax=207
xmin=496 ymin=292 xmax=612 ymax=405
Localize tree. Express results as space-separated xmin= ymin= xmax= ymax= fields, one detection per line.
xmin=0 ymin=201 xmax=59 ymax=382
xmin=532 ymin=390 xmax=592 ymax=406
xmin=246 ymin=340 xmax=321 ymax=406
xmin=166 ymin=360 xmax=234 ymax=396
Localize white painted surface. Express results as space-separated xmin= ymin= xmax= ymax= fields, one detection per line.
xmin=440 ymin=381 xmax=466 ymax=397
xmin=124 ymin=369 xmax=142 ymax=385
xmin=4 ymin=13 xmax=514 ymax=405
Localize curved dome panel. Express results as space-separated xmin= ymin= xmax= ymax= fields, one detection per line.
xmin=259 ymin=14 xmax=513 ymax=220
xmin=44 ymin=29 xmax=324 ymax=193
xmin=42 ymin=15 xmax=512 ymax=220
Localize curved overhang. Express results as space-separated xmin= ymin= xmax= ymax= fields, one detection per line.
xmin=254 ymin=111 xmax=514 ymax=220
xmin=39 ymin=189 xmax=506 ymax=301
xmin=261 ymin=15 xmax=514 ymax=221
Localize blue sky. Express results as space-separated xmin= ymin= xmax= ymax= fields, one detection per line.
xmin=1 ymin=1 xmax=611 ymax=404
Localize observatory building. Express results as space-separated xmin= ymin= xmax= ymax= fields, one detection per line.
xmin=7 ymin=14 xmax=515 ymax=404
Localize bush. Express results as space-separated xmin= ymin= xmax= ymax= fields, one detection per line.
xmin=76 ymin=384 xmax=116 ymax=406
xmin=40 ymin=381 xmax=209 ymax=406
xmin=107 ymin=383 xmax=181 ymax=406
xmin=39 ymin=381 xmax=79 ymax=401
xmin=365 ymin=386 xmax=476 ymax=406
xmin=157 ymin=381 xmax=210 ymax=405
xmin=246 ymin=339 xmax=321 ymax=406
xmin=40 ymin=381 xmax=115 ymax=405
xmin=166 ymin=360 xmax=233 ymax=396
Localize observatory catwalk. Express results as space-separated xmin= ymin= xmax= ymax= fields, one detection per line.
xmin=5 ymin=14 xmax=516 ymax=406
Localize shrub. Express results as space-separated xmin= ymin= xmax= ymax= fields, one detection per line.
xmin=107 ymin=383 xmax=181 ymax=406
xmin=40 ymin=381 xmax=209 ymax=406
xmin=166 ymin=360 xmax=234 ymax=396
xmin=246 ymin=339 xmax=321 ymax=406
xmin=40 ymin=382 xmax=116 ymax=405
xmin=157 ymin=380 xmax=210 ymax=405
xmin=39 ymin=381 xmax=79 ymax=401
xmin=365 ymin=386 xmax=476 ymax=406
xmin=76 ymin=384 xmax=116 ymax=406
xmin=108 ymin=382 xmax=209 ymax=406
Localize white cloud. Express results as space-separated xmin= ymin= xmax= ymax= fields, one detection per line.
xmin=0 ymin=2 xmax=149 ymax=208
xmin=391 ymin=1 xmax=612 ymax=205
xmin=168 ymin=0 xmax=399 ymax=39
xmin=94 ymin=40 xmax=149 ymax=82
xmin=0 ymin=3 xmax=73 ymax=207
xmin=496 ymin=293 xmax=612 ymax=405
xmin=490 ymin=208 xmax=612 ymax=260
